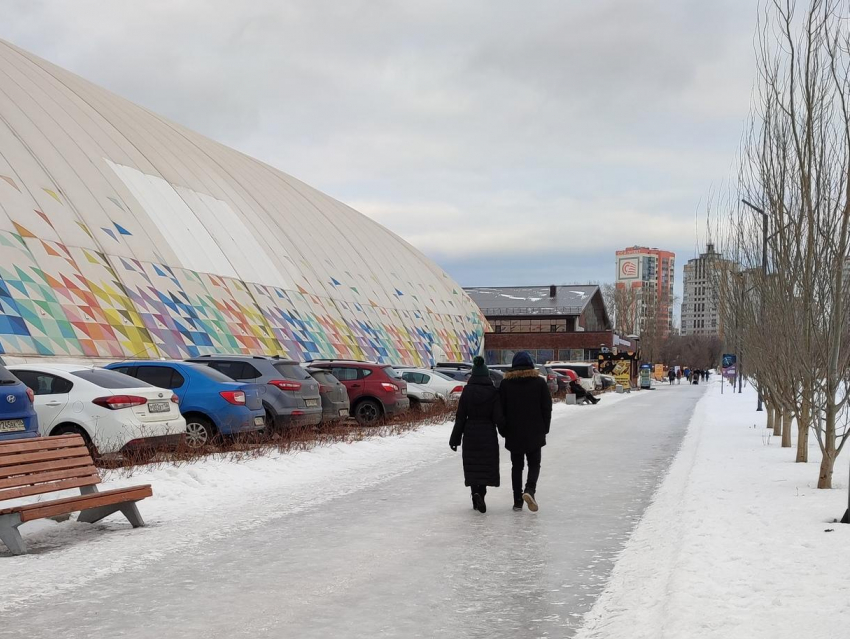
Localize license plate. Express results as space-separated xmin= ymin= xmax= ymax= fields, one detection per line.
xmin=148 ymin=402 xmax=170 ymax=413
xmin=339 ymin=409 xmax=349 ymax=417
xmin=0 ymin=419 xmax=25 ymax=432
xmin=306 ymin=399 xmax=319 ymax=408
xmin=253 ymin=416 xmax=265 ymax=427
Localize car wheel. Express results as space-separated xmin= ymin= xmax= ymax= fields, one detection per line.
xmin=354 ymin=399 xmax=382 ymax=425
xmin=185 ymin=417 xmax=215 ymax=449
xmin=51 ymin=424 xmax=100 ymax=461
xmin=264 ymin=408 xmax=277 ymax=431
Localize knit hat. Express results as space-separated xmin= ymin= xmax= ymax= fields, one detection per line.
xmin=470 ymin=355 xmax=489 ymax=378
xmin=511 ymin=351 xmax=534 ymax=369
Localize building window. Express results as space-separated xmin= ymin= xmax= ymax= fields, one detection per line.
xmin=490 ymin=318 xmax=570 ymax=334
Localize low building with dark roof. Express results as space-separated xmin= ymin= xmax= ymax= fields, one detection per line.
xmin=463 ymin=285 xmax=614 ymax=365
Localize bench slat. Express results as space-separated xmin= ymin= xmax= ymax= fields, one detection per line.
xmin=0 ymin=475 xmax=99 ymax=502
xmin=14 ymin=485 xmax=153 ymax=522
xmin=0 ymin=465 xmax=99 ymax=491
xmin=0 ymin=434 xmax=84 ymax=454
xmin=0 ymin=446 xmax=90 ymax=468
xmin=0 ymin=456 xmax=92 ymax=480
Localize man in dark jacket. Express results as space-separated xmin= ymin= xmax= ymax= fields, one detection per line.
xmin=499 ymin=351 xmax=552 ymax=512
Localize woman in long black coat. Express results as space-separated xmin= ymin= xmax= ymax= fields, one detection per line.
xmin=449 ymin=357 xmax=503 ymax=513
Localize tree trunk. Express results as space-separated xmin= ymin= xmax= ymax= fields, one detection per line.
xmin=796 ymin=397 xmax=809 ymax=463
xmin=767 ymin=403 xmax=775 ymax=431
xmin=818 ymin=406 xmax=837 ymax=489
xmin=781 ymin=410 xmax=792 ymax=448
xmin=773 ymin=405 xmax=782 ymax=437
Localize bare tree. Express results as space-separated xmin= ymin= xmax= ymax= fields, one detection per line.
xmin=660 ymin=335 xmax=723 ymax=370
xmin=602 ymin=283 xmax=640 ymax=336
xmin=718 ymin=0 xmax=850 ymax=486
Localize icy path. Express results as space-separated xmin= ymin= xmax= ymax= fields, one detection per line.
xmin=1 ymin=385 xmax=702 ymax=638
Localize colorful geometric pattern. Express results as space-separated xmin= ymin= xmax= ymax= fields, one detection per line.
xmin=0 ymin=39 xmax=484 ymax=365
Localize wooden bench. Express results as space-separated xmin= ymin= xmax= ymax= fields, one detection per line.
xmin=0 ymin=434 xmax=152 ymax=556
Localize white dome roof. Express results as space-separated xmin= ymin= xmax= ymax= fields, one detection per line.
xmin=0 ymin=40 xmax=483 ymax=365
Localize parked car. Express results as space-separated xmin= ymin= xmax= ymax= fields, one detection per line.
xmin=490 ymin=364 xmax=558 ymax=395
xmin=106 ymin=361 xmax=265 ymax=448
xmin=9 ymin=363 xmax=186 ymax=457
xmin=186 ymin=355 xmax=322 ymax=429
xmin=305 ymin=368 xmax=350 ymax=423
xmin=552 ymin=370 xmax=571 ymax=393
xmin=433 ymin=362 xmax=504 ymax=388
xmin=0 ymin=363 xmax=39 ymax=442
xmin=396 ymin=368 xmax=465 ymax=402
xmin=307 ymin=360 xmax=409 ymax=425
xmin=405 ymin=382 xmax=438 ymax=412
xmin=549 ymin=362 xmax=601 ymax=394
xmin=600 ymin=374 xmax=617 ymax=390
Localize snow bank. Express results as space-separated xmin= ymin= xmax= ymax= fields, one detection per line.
xmin=575 ymin=381 xmax=850 ymax=639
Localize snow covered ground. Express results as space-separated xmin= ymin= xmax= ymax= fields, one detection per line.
xmin=575 ymin=379 xmax=850 ymax=639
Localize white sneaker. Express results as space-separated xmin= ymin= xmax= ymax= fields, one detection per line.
xmin=522 ymin=492 xmax=538 ymax=512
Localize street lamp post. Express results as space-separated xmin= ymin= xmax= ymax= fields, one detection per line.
xmin=741 ymin=199 xmax=768 ymax=411
xmin=737 ymin=275 xmax=744 ymax=394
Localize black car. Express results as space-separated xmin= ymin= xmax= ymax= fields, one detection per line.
xmin=305 ymin=368 xmax=350 ymax=423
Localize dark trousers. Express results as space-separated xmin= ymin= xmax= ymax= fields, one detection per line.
xmin=511 ymin=448 xmax=542 ymax=498
xmin=470 ymin=485 xmax=487 ymax=496
xmin=577 ymin=390 xmax=598 ymax=405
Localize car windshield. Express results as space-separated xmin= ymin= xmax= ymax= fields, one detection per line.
xmin=191 ymin=365 xmax=237 ymax=383
xmin=0 ymin=365 xmax=19 ymax=385
xmin=273 ymin=362 xmax=312 ymax=380
xmin=382 ymin=367 xmax=402 ymax=379
xmin=71 ymin=368 xmax=152 ymax=389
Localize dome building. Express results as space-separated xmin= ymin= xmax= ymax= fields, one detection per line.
xmin=0 ymin=40 xmax=483 ymax=365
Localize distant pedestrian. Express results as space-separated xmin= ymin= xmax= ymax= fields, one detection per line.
xmin=449 ymin=356 xmax=503 ymax=514
xmin=676 ymin=369 xmax=682 ymax=385
xmin=499 ymin=351 xmax=552 ymax=512
xmin=692 ymin=369 xmax=701 ymax=385
xmin=668 ymin=369 xmax=676 ymax=385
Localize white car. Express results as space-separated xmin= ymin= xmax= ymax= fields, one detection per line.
xmin=405 ymin=382 xmax=439 ymax=412
xmin=548 ymin=362 xmax=601 ymax=394
xmin=9 ymin=363 xmax=187 ymax=457
xmin=397 ymin=368 xmax=465 ymax=402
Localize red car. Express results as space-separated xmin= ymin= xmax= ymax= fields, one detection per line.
xmin=308 ymin=361 xmax=410 ymax=425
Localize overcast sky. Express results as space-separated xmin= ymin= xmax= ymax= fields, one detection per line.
xmin=2 ymin=1 xmax=758 ymax=312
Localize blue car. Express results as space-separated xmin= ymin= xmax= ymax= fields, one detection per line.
xmin=105 ymin=361 xmax=265 ymax=448
xmin=0 ymin=363 xmax=39 ymax=441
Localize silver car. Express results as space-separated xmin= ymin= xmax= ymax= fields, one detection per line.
xmin=187 ymin=355 xmax=322 ymax=428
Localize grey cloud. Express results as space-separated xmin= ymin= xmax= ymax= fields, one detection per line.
xmin=2 ymin=0 xmax=757 ymax=301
